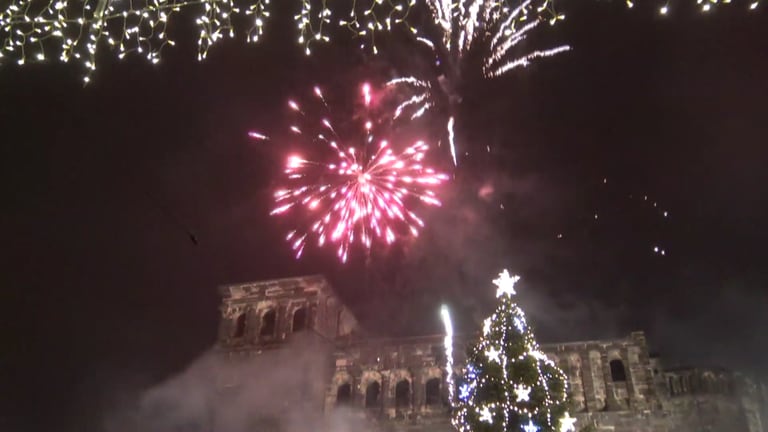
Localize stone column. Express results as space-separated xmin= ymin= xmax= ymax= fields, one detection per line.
xmin=587 ymin=349 xmax=607 ymax=411
xmin=568 ymin=352 xmax=587 ymax=412
xmin=414 ymin=368 xmax=425 ymax=412
xmin=247 ymin=307 xmax=260 ymax=344
xmin=381 ymin=371 xmax=392 ymax=418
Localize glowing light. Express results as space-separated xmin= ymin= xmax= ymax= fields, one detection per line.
xmin=270 ymin=84 xmax=448 ymax=262
xmin=441 ymin=305 xmax=456 ymax=406
xmin=248 ymin=131 xmax=269 ymax=140
xmin=486 ymin=346 xmax=501 ymax=363
xmin=482 ymin=317 xmax=492 ymax=335
xmin=447 ymin=116 xmax=457 ymax=166
xmin=385 ymin=0 xmax=569 ymax=165
xmin=514 ymin=384 xmax=531 ymax=402
xmin=523 ymin=420 xmax=540 ymax=432
xmin=493 ymin=269 xmax=519 ymax=297
xmin=2 ymin=0 xmax=759 ymax=81
xmin=362 ymin=82 xmax=372 ymax=106
xmin=453 ymin=270 xmax=571 ymax=432
xmin=559 ymin=412 xmax=578 ymax=432
xmin=479 ymin=406 xmax=493 ymax=423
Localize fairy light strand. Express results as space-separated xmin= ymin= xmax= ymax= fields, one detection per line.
xmin=1 ymin=0 xmax=758 ymax=82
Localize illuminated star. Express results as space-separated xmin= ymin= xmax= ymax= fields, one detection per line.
xmin=513 ymin=316 xmax=525 ymax=332
xmin=522 ymin=420 xmax=540 ymax=432
xmin=459 ymin=383 xmax=472 ymax=401
xmin=559 ymin=412 xmax=577 ymax=432
xmin=479 ymin=406 xmax=493 ymax=423
xmin=486 ymin=346 xmax=501 ymax=363
xmin=514 ymin=384 xmax=531 ymax=402
xmin=483 ymin=317 xmax=492 ymax=335
xmin=493 ymin=269 xmax=520 ymax=297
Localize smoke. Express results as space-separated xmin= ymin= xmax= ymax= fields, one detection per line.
xmin=104 ymin=333 xmax=376 ymax=432
xmin=348 ymin=164 xmax=582 ymax=337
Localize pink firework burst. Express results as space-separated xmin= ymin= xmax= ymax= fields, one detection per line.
xmin=269 ymin=84 xmax=448 ymax=263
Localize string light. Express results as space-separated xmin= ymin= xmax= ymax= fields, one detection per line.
xmin=1 ymin=0 xmax=758 ymax=81
xmin=453 ymin=269 xmax=574 ymax=432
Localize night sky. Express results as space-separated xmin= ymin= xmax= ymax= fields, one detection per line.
xmin=1 ymin=2 xmax=767 ymax=431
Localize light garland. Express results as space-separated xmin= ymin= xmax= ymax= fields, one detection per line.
xmin=1 ymin=0 xmax=759 ymax=82
xmin=453 ymin=269 xmax=575 ymax=432
xmin=631 ymin=0 xmax=760 ymax=14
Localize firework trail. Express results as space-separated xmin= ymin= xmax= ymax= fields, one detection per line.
xmin=441 ymin=304 xmax=456 ymax=406
xmin=268 ymin=84 xmax=449 ymax=263
xmin=386 ymin=0 xmax=570 ymax=166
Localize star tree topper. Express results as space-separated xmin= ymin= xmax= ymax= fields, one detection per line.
xmin=493 ymin=269 xmax=521 ymax=297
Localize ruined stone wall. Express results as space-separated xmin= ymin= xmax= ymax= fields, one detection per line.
xmin=214 ymin=276 xmax=764 ymax=432
xmin=217 ymin=275 xmax=359 ymax=347
xmin=541 ymin=331 xmax=659 ymax=415
xmin=326 ymin=336 xmax=453 ymax=425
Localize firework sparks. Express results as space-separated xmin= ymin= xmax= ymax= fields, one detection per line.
xmin=386 ymin=0 xmax=570 ymax=165
xmin=441 ymin=304 xmax=456 ymax=406
xmin=269 ymin=84 xmax=448 ymax=262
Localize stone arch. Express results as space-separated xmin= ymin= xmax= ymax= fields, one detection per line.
xmin=425 ymin=377 xmax=441 ymax=405
xmin=395 ymin=379 xmax=411 ymax=409
xmin=360 ymin=371 xmax=382 ymax=408
xmin=260 ymin=309 xmax=276 ymax=337
xmin=609 ymin=359 xmax=627 ymax=382
xmin=421 ymin=366 xmax=443 ymax=406
xmin=337 ymin=382 xmax=352 ymax=405
xmin=233 ymin=312 xmax=247 ymax=338
xmin=365 ymin=381 xmax=381 ymax=408
xmin=292 ymin=306 xmax=307 ymax=332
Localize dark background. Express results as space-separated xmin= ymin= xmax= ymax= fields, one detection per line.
xmin=1 ymin=1 xmax=766 ymax=431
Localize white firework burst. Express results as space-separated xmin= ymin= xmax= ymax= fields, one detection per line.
xmin=386 ymin=0 xmax=570 ymax=166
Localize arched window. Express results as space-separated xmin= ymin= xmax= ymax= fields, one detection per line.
xmin=233 ymin=313 xmax=246 ymax=338
xmin=292 ymin=307 xmax=307 ymax=332
xmin=336 ymin=383 xmax=352 ymax=405
xmin=425 ymin=378 xmax=441 ymax=406
xmin=609 ymin=359 xmax=627 ymax=382
xmin=365 ymin=381 xmax=381 ymax=408
xmin=395 ymin=379 xmax=410 ymax=409
xmin=260 ymin=309 xmax=276 ymax=337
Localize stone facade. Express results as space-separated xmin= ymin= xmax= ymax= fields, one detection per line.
xmin=216 ymin=275 xmax=766 ymax=432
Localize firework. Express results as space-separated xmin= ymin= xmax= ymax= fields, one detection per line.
xmin=269 ymin=84 xmax=448 ymax=262
xmin=386 ymin=0 xmax=570 ymax=166
xmin=441 ymin=304 xmax=456 ymax=406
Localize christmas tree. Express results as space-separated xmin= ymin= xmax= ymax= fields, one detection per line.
xmin=453 ymin=270 xmax=577 ymax=432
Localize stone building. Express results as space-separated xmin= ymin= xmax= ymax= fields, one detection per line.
xmin=215 ymin=275 xmax=766 ymax=432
